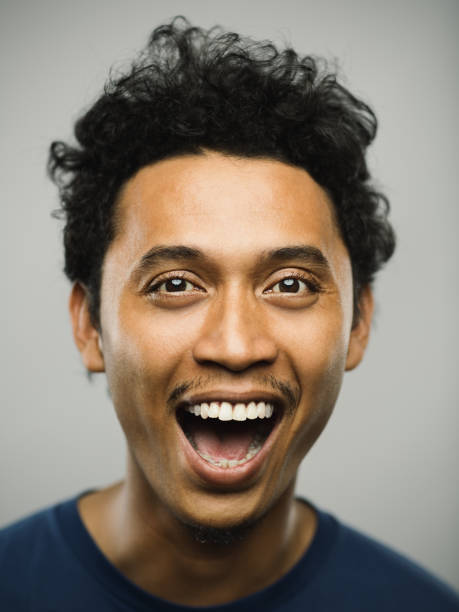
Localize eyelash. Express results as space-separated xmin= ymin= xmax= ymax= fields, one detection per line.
xmin=147 ymin=271 xmax=323 ymax=296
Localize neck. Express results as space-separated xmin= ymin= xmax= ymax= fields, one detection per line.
xmin=78 ymin=462 xmax=317 ymax=607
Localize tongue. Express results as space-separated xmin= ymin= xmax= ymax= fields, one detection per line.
xmin=189 ymin=421 xmax=255 ymax=460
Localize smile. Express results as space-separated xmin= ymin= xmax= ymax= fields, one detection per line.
xmin=176 ymin=399 xmax=281 ymax=476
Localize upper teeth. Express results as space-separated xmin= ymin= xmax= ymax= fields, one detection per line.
xmin=185 ymin=401 xmax=274 ymax=421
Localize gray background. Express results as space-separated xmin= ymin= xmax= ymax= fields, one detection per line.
xmin=1 ymin=0 xmax=458 ymax=591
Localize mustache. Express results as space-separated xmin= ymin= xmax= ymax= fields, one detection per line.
xmin=168 ymin=374 xmax=299 ymax=416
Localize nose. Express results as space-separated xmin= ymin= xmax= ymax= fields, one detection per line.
xmin=192 ymin=289 xmax=278 ymax=372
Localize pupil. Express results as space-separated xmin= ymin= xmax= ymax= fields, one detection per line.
xmin=166 ymin=278 xmax=185 ymax=292
xmin=281 ymin=279 xmax=299 ymax=292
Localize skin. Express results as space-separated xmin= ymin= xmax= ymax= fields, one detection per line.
xmin=70 ymin=151 xmax=373 ymax=606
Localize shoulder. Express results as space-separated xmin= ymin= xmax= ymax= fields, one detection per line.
xmin=308 ymin=506 xmax=459 ymax=611
xmin=0 ymin=496 xmax=83 ymax=609
xmin=0 ymin=503 xmax=58 ymax=569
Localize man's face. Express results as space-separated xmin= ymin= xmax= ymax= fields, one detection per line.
xmin=74 ymin=151 xmax=371 ymax=530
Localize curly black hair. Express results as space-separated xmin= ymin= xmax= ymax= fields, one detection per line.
xmin=48 ymin=16 xmax=395 ymax=327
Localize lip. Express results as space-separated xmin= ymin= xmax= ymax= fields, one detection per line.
xmin=175 ymin=392 xmax=284 ymax=488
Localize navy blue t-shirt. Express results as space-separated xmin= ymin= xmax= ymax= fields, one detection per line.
xmin=1 ymin=494 xmax=458 ymax=611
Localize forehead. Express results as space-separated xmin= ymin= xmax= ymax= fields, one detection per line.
xmin=110 ymin=152 xmax=347 ymax=271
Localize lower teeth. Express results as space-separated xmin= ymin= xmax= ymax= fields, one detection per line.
xmin=196 ymin=432 xmax=265 ymax=468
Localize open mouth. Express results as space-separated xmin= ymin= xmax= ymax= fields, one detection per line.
xmin=177 ymin=401 xmax=279 ymax=469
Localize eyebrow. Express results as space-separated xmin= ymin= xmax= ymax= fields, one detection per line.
xmin=132 ymin=245 xmax=204 ymax=279
xmin=131 ymin=244 xmax=331 ymax=281
xmin=259 ymin=245 xmax=330 ymax=268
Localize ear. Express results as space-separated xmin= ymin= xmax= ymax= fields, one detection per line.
xmin=69 ymin=282 xmax=105 ymax=372
xmin=345 ymin=285 xmax=374 ymax=372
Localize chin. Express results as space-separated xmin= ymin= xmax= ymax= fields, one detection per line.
xmin=165 ymin=478 xmax=286 ymax=548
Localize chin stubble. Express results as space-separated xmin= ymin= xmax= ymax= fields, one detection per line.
xmin=175 ymin=506 xmax=271 ymax=546
xmin=186 ymin=518 xmax=259 ymax=546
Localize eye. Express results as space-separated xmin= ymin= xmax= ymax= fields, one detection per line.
xmin=148 ymin=275 xmax=202 ymax=294
xmin=272 ymin=278 xmax=304 ymax=293
xmin=267 ymin=274 xmax=321 ymax=295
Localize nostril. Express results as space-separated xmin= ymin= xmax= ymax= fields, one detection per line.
xmin=193 ymin=348 xmax=278 ymax=372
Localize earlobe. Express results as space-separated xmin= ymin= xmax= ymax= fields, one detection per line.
xmin=69 ymin=282 xmax=105 ymax=372
xmin=345 ymin=285 xmax=374 ymax=372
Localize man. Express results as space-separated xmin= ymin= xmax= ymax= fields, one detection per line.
xmin=1 ymin=17 xmax=458 ymax=611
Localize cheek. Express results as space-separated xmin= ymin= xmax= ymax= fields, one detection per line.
xmin=300 ymin=323 xmax=348 ymax=406
xmin=105 ymin=298 xmax=189 ymax=375
xmin=101 ymin=327 xmax=175 ymax=487
xmin=278 ymin=305 xmax=349 ymax=385
xmin=275 ymin=309 xmax=349 ymax=464
xmin=102 ymin=301 xmax=197 ymax=431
